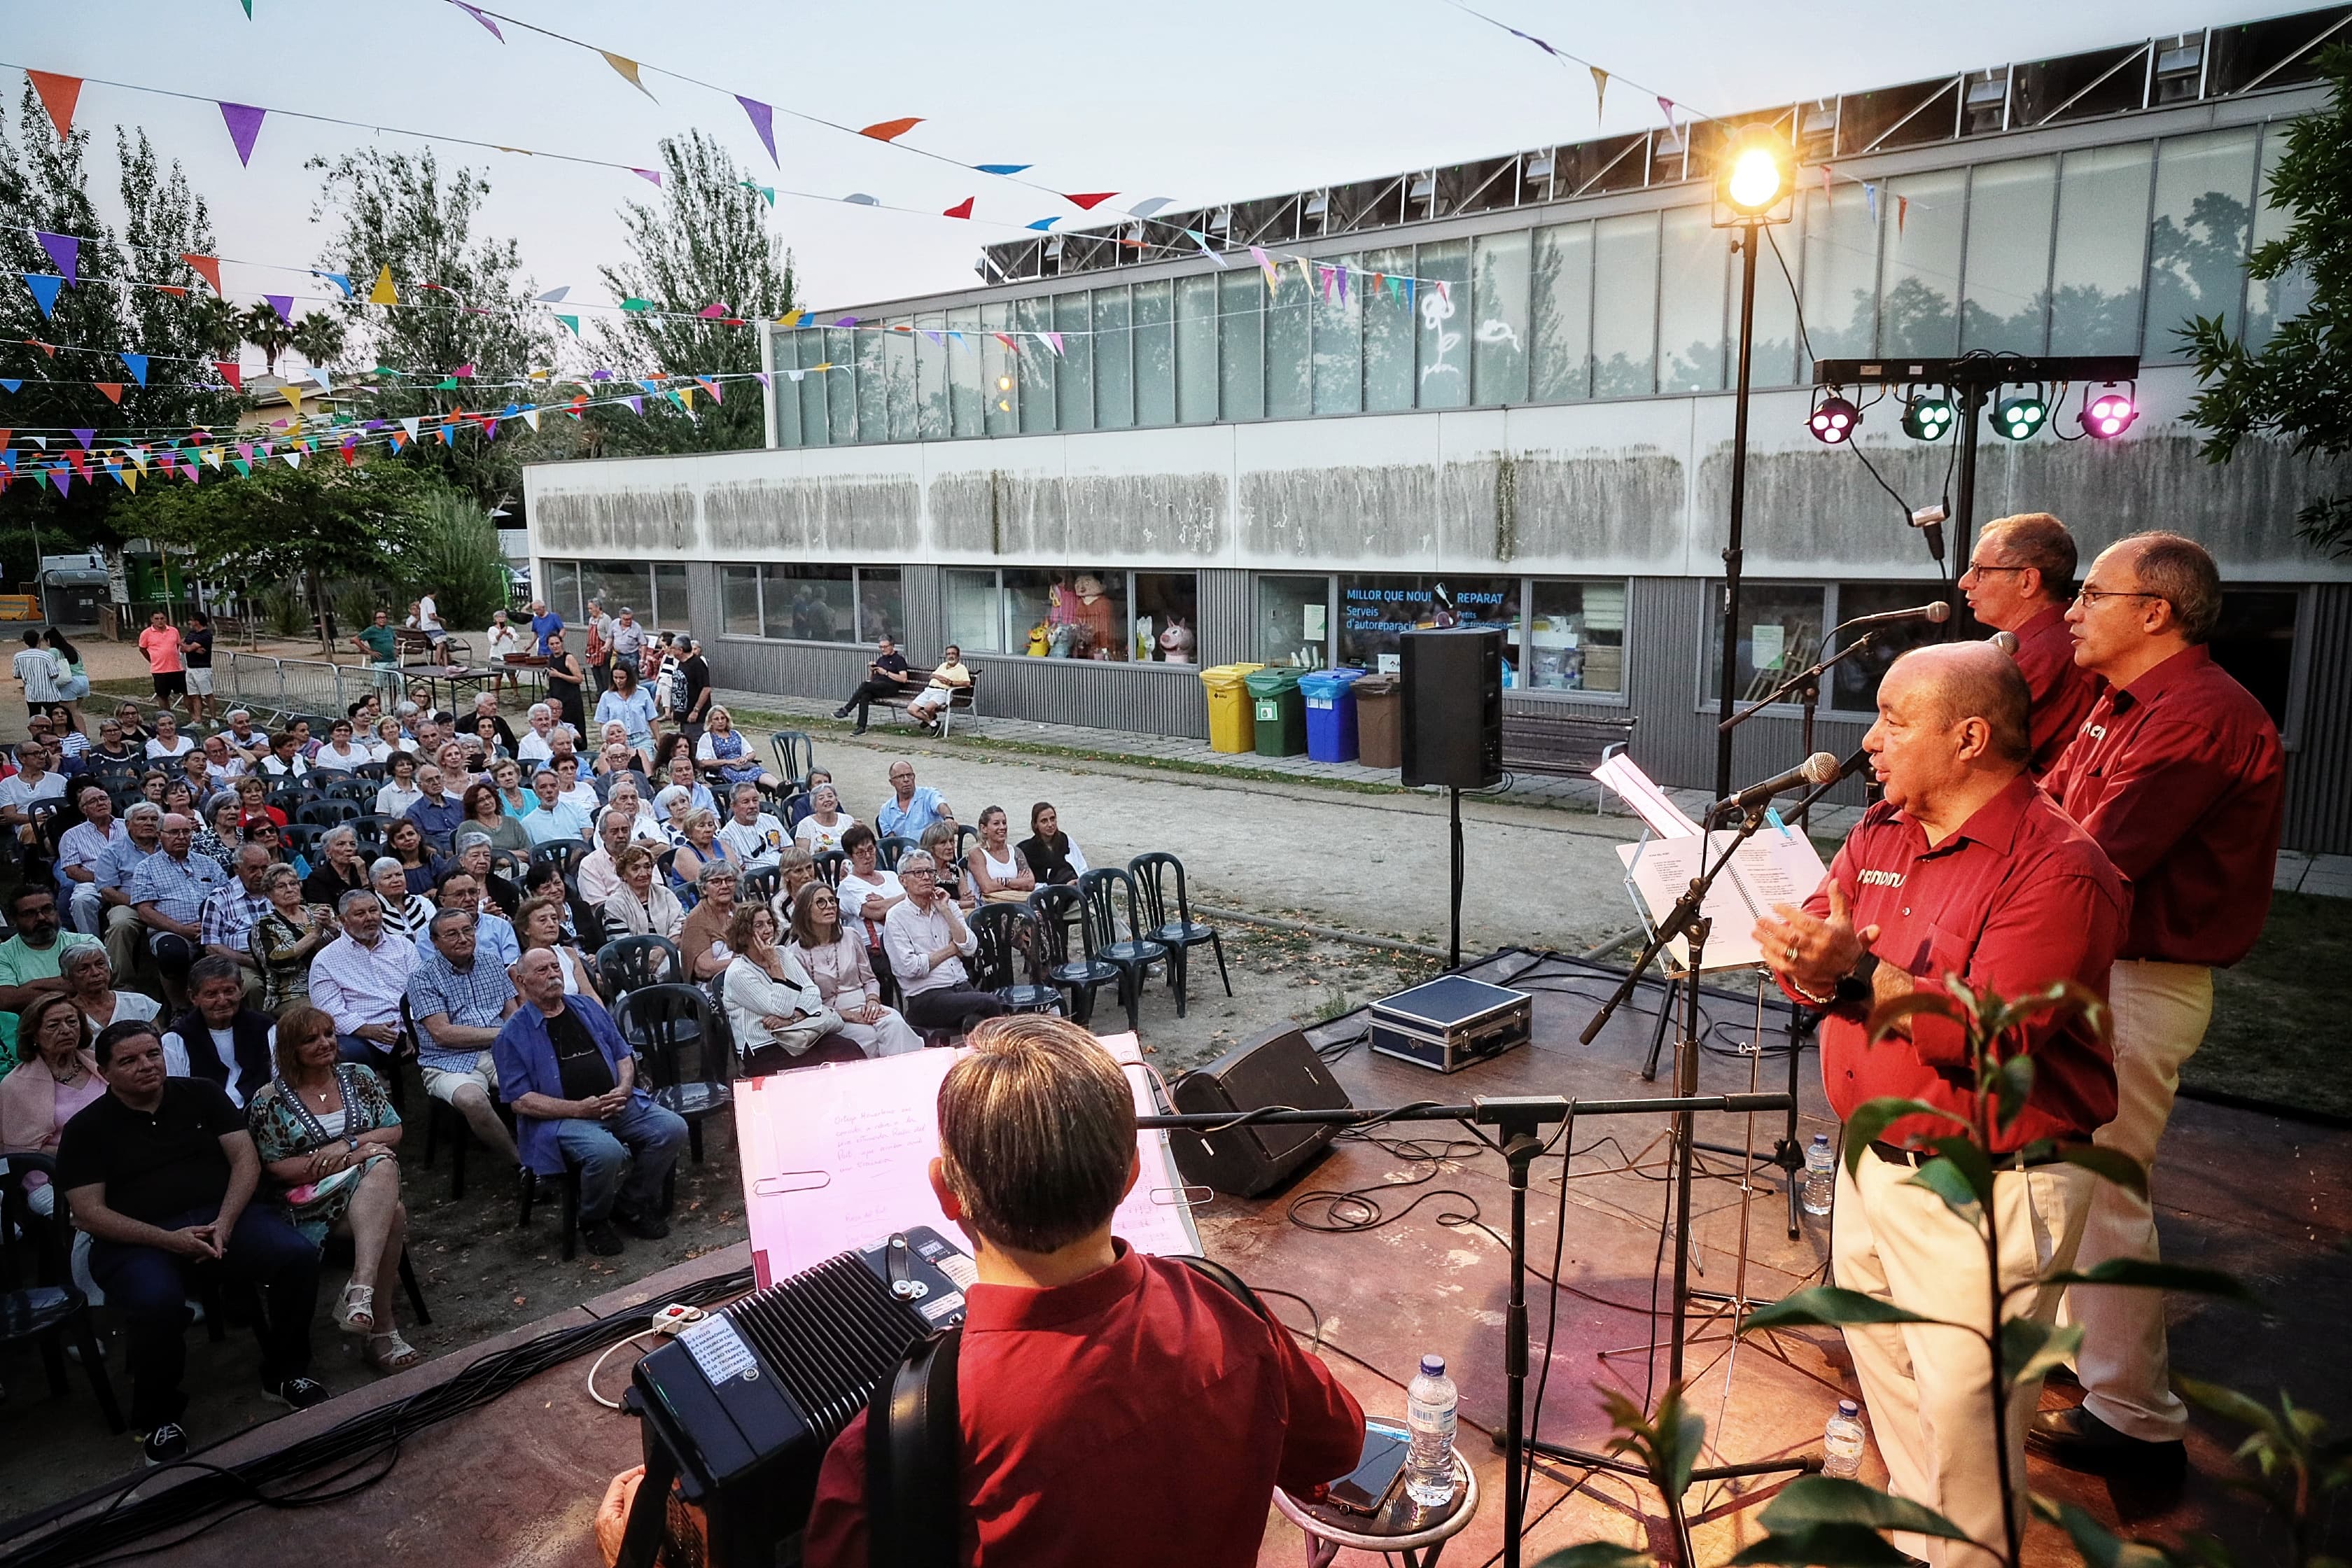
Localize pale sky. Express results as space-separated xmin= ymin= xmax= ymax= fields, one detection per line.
xmin=10 ymin=0 xmax=2252 ymax=336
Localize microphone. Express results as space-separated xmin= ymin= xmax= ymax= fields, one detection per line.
xmin=1987 ymin=629 xmax=2020 ymax=657
xmin=1910 ymin=503 xmax=1949 ymax=564
xmin=1712 ymin=750 xmax=1847 ymax=816
xmin=1836 ymin=600 xmax=1951 ymax=634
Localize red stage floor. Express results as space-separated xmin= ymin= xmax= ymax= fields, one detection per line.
xmin=11 ymin=949 xmax=2346 ymax=1568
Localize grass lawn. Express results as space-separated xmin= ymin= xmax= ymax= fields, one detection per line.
xmin=2194 ymin=889 xmax=2352 ymax=1121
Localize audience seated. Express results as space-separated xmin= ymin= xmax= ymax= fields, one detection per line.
xmin=435 ymin=867 xmax=520 ymax=968
xmin=785 ymin=883 xmax=921 ymax=1058
xmin=1 ymin=993 xmax=105 ymax=1217
xmin=694 ymin=707 xmax=776 ymax=791
xmin=669 ymin=807 xmax=734 ymax=886
xmin=386 ymin=820 xmax=443 ymax=897
xmin=461 ymin=781 xmax=529 ymax=855
xmin=56 ymin=784 xmax=130 ymax=939
xmin=309 ymin=718 xmax=371 ymax=773
xmin=524 ymin=767 xmax=592 ymax=846
xmin=375 ymin=752 xmax=424 ymax=818
xmin=514 ymin=893 xmax=598 ymax=995
xmin=719 ymin=782 xmax=788 ymax=867
xmin=310 ymin=890 xmax=418 ymax=1070
xmin=677 ymin=862 xmax=741 ymax=980
xmin=404 ymin=765 xmax=465 ymax=855
xmin=875 ymin=762 xmax=948 ymax=843
xmin=602 ymin=779 xmax=667 ymax=846
xmin=1017 ymin=800 xmax=1089 ymax=886
xmin=198 ymin=845 xmax=275 ymax=996
xmin=967 ymin=805 xmax=1038 ymax=903
xmin=61 ymin=943 xmax=160 ymax=1035
xmin=302 ymin=825 xmax=371 ymax=909
xmin=575 ymin=811 xmax=634 ymax=907
xmin=254 ymin=863 xmax=334 ymax=1011
xmin=834 ymin=825 xmax=905 ymax=973
xmin=192 ymin=794 xmax=245 ymax=867
xmin=160 ymin=955 xmax=276 ymax=1109
xmin=882 ymin=850 xmax=1008 ymax=1037
xmin=0 ymin=883 xmax=99 ymax=1070
xmin=794 ymin=784 xmax=857 ymax=855
xmin=602 ymin=845 xmax=685 ymax=941
xmin=522 ymin=862 xmax=606 ymax=954
xmin=721 ymin=904 xmax=849 ymax=1072
xmin=129 ymin=812 xmax=227 ymax=1009
xmin=370 ymin=857 xmax=437 ymax=944
xmin=920 ymin=822 xmax=976 ymax=910
xmin=406 ymin=905 xmax=520 ymax=1169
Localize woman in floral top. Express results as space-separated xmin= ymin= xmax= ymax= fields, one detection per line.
xmin=252 ymin=863 xmax=336 ymax=1011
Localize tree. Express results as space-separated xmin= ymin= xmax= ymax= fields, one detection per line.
xmin=2182 ymin=42 xmax=2352 ymax=556
xmin=290 ymin=310 xmax=346 ymax=372
xmin=239 ymin=301 xmax=295 ymax=376
xmin=589 ymin=130 xmax=794 ymax=455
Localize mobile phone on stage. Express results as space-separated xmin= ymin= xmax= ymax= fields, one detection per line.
xmin=1324 ymin=1422 xmax=1411 ymax=1516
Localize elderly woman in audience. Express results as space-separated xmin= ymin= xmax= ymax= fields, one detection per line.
xmin=654 ymin=785 xmax=698 ymax=850
xmin=769 ymin=846 xmax=820 ymax=920
xmin=59 ymin=944 xmax=161 ymax=1035
xmin=368 ymin=716 xmax=406 ymax=764
xmin=460 ymin=780 xmax=530 ymax=855
xmin=253 ymin=863 xmax=337 ymax=1011
xmin=967 ymin=805 xmax=1038 ymax=904
xmin=694 ymin=706 xmax=777 ymax=793
xmin=311 ymin=718 xmax=371 ymax=773
xmin=722 ymin=904 xmax=848 ymax=1073
xmin=601 ymin=844 xmax=685 ymax=941
xmin=371 ymin=855 xmax=437 ymax=943
xmin=1017 ymin=800 xmax=1089 ymax=886
xmin=596 ymin=721 xmax=650 ymax=778
xmin=1 ymin=993 xmax=106 ymax=1215
xmin=304 ymin=824 xmax=371 ymax=907
xmin=514 ymin=894 xmax=599 ymax=995
xmin=793 ymin=783 xmax=856 ymax=855
xmin=920 ymin=822 xmax=977 ymax=910
xmin=375 ymin=752 xmax=424 ymax=818
xmin=245 ymin=1002 xmax=418 ymax=1373
xmin=669 ymin=806 xmax=735 ymax=887
xmin=785 ymin=882 xmax=922 ymax=1058
xmin=192 ymin=792 xmax=244 ymax=866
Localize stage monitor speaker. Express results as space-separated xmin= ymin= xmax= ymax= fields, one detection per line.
xmin=1169 ymin=1027 xmax=1352 ymax=1197
xmin=1401 ymin=625 xmax=1504 ymax=790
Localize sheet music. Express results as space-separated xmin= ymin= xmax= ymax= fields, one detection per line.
xmin=734 ymin=1032 xmax=1203 ymax=1289
xmin=1592 ymin=752 xmax=1703 ymax=839
xmin=1617 ymin=826 xmax=1829 ymax=972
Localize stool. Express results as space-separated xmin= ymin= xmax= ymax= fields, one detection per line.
xmin=1271 ymin=1427 xmax=1478 ymax=1568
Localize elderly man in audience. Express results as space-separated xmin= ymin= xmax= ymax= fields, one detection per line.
xmin=59 ymin=784 xmax=128 ymax=935
xmin=603 ymin=778 xmax=667 ymax=846
xmin=576 ymin=809 xmax=636 ymax=907
xmin=407 ymin=904 xmax=521 ymax=1169
xmin=310 ymin=890 xmax=419 ymax=1070
xmin=436 ymin=865 xmax=522 ymax=967
xmin=0 ymin=884 xmax=99 ymax=1070
xmin=59 ymin=1018 xmax=327 ymax=1466
xmin=162 ymin=954 xmax=277 ymax=1110
xmin=524 ymin=767 xmax=592 ymax=846
xmin=495 ymin=948 xmax=687 ymax=1257
xmin=61 ymin=943 xmax=161 ymax=1036
xmin=94 ymin=802 xmax=165 ymax=980
xmin=883 ymin=850 xmax=1009 ymax=1037
xmin=199 ymin=844 xmax=276 ymax=995
xmin=515 ymin=704 xmax=563 ymax=766
xmin=875 ymin=762 xmax=948 ymax=844
xmin=130 ymin=811 xmax=227 ymax=1010
xmin=678 ymin=862 xmax=742 ymax=980
xmin=405 ymin=764 xmax=465 ymax=854
xmin=720 ymin=780 xmax=788 ymax=867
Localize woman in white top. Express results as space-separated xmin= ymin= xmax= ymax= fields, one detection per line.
xmin=792 ymin=784 xmax=857 ymax=855
xmin=515 ymin=894 xmax=597 ymax=995
xmin=375 ymin=752 xmax=424 ymax=818
xmin=369 ymin=857 xmax=437 ymax=943
xmin=965 ymin=804 xmax=1037 ymax=904
xmin=143 ymin=712 xmax=195 ymax=761
xmin=721 ymin=904 xmax=844 ymax=1072
xmin=311 ymin=719 xmax=372 ymax=772
xmin=600 ymin=844 xmax=685 ymax=939
xmin=370 ymin=716 xmax=407 ymax=762
xmin=784 ymin=883 xmax=922 ymax=1058
xmin=59 ymin=943 xmax=162 ymax=1035
xmin=833 ymin=826 xmax=906 ymax=952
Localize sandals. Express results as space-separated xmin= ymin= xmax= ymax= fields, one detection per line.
xmin=365 ymin=1331 xmax=421 ymax=1373
xmin=336 ymin=1282 xmax=376 ymax=1336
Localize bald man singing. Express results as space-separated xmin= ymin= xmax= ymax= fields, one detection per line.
xmin=1756 ymin=643 xmax=2127 ymax=1568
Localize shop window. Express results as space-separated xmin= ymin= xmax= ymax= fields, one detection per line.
xmin=1259 ymin=575 xmax=1333 ymax=668
xmin=1827 ymin=583 xmax=1949 ymax=712
xmin=1707 ymin=584 xmax=1828 ymax=704
xmin=1516 ymin=580 xmax=1626 ymax=694
xmin=2210 ymin=589 xmax=2300 ymax=731
xmin=1339 ymin=573 xmax=1517 ymax=675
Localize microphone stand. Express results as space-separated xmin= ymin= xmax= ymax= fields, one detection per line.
xmin=1716 ymin=626 xmax=1885 ymax=834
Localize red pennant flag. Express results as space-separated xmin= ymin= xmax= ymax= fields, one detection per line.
xmin=154 ymin=284 xmax=187 ymax=298
xmin=341 ymin=443 xmax=360 ymax=465
xmin=94 ymin=382 xmax=125 ymax=404
xmin=27 ymin=71 xmax=81 ymax=142
xmin=943 ymin=197 xmax=975 ymax=220
xmin=215 ymin=360 xmax=243 ymax=389
xmin=24 ymin=340 xmax=55 ymax=358
xmin=181 ymin=253 xmax=223 ymax=295
xmin=858 ymin=116 xmax=923 ymax=142
xmin=1063 ymin=192 xmax=1119 ymax=210
xmin=0 ymin=430 xmax=9 ymax=452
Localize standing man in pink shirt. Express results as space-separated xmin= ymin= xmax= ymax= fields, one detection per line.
xmin=136 ymin=611 xmax=186 ymax=716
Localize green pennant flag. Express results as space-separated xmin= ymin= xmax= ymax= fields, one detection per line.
xmin=436 ymin=377 xmax=458 ymax=390
xmin=232 ymin=458 xmax=252 ymax=477
xmin=622 ymin=298 xmax=653 ymax=312
xmin=556 ymin=314 xmax=580 ymax=335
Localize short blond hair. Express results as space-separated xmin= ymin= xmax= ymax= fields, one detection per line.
xmin=937 ymin=1016 xmax=1135 ymax=1253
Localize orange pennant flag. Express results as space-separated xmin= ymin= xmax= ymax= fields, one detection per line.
xmin=859 ymin=117 xmax=923 ymax=142
xmin=155 ymin=284 xmax=188 ymax=298
xmin=601 ymin=51 xmax=656 ymax=99
xmin=27 ymin=71 xmax=81 ymax=142
xmin=181 ymin=253 xmax=223 ymax=295
xmin=94 ymin=382 xmax=125 ymax=404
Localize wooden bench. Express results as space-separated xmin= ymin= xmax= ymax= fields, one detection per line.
xmin=871 ymin=666 xmax=981 ymax=737
xmin=394 ymin=626 xmax=472 ymax=668
xmin=1500 ymin=705 xmax=1637 ymax=811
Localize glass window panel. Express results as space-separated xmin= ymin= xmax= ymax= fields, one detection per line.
xmin=1259 ymin=575 xmax=1331 ymax=668
xmin=1530 ymin=223 xmax=1593 ymax=402
xmin=1878 ymin=168 xmax=1966 ymax=357
xmin=1265 ymin=260 xmax=1310 ymax=418
xmin=584 ymin=561 xmax=652 ymax=626
xmin=1135 ymin=573 xmax=1198 ymax=664
xmin=1962 ymin=156 xmax=2055 ymax=353
xmin=1054 ymin=293 xmax=1094 ymax=431
xmin=1364 ymin=245 xmax=1417 ymax=412
xmin=1415 ymin=240 xmax=1471 ymax=408
xmin=761 ymin=565 xmax=854 ymax=642
xmin=1133 ymin=280 xmax=1175 ymax=427
xmin=982 ymin=302 xmax=1021 ymax=435
xmin=795 ymin=328 xmax=830 ymax=447
xmin=1014 ymin=297 xmax=1056 ymax=433
xmin=1658 ymin=206 xmax=1727 ymax=393
xmin=1516 ymin=579 xmax=1627 ymax=694
xmin=771 ymin=331 xmax=801 ymax=447
xmin=884 ymin=321 xmax=918 ymax=441
xmin=855 ymin=325 xmax=888 ymax=442
xmin=1176 ymin=274 xmax=1219 ymax=423
xmin=2245 ymin=125 xmax=2314 ymax=350
xmin=1592 ymin=215 xmax=1660 ymax=398
xmin=857 ymin=568 xmax=905 ymax=645
xmin=1009 ymin=570 xmax=1131 ymax=660
xmin=1312 ymin=253 xmax=1362 ymax=414
xmin=1339 ymin=574 xmax=1517 ymax=674
xmin=948 ymin=307 xmax=985 ymax=436
xmin=548 ymin=561 xmax=582 ymax=625
xmin=720 ymin=566 xmax=760 ymax=636
xmin=1747 ymin=213 xmax=1804 ymax=388
xmin=1828 ymin=584 xmax=1946 ymax=712
xmin=1218 ymin=271 xmax=1264 ymax=421
xmin=1472 ymin=232 xmax=1532 ymax=405
xmin=2144 ymin=128 xmax=2258 ymax=363
xmin=1707 ymin=584 xmax=1826 ymax=704
xmin=2210 ymin=589 xmax=2298 ymax=729
xmin=1092 ymin=287 xmax=1133 ymax=429
xmin=2050 ymin=143 xmax=2152 ymax=356
xmin=944 ymin=569 xmax=1002 ymax=653
xmin=915 ymin=313 xmax=949 ymax=440
xmin=823 ymin=328 xmax=858 ymax=443
xmin=654 ymin=564 xmax=688 ymax=629
xmin=1800 ymin=188 xmax=1877 ymax=359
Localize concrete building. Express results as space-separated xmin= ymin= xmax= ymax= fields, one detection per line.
xmin=525 ymin=6 xmax=2352 ymax=851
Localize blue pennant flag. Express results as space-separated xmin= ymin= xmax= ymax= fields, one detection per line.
xmin=119 ymin=352 xmax=149 ymax=386
xmin=22 ymin=274 xmax=64 ymax=318
xmin=974 ymin=163 xmax=1032 ymax=175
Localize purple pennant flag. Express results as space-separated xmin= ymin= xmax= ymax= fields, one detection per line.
xmin=624 ymin=396 xmax=644 ymax=415
xmin=50 ymin=469 xmax=70 ymax=496
xmin=264 ymin=294 xmax=293 ymax=321
xmin=751 ymin=372 xmax=771 ymax=388
xmin=736 ymin=96 xmax=778 ymax=165
xmin=69 ymin=428 xmax=96 ymax=450
xmin=631 ymin=168 xmax=662 ymax=186
xmin=35 ymin=232 xmax=78 ymax=284
xmin=219 ymin=102 xmax=267 ymax=166
xmin=449 ymin=0 xmax=503 ymax=39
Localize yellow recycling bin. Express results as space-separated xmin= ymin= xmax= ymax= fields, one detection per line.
xmin=1199 ymin=662 xmax=1266 ymax=753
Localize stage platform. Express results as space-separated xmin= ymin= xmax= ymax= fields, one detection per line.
xmin=9 ymin=948 xmax=2346 ymax=1568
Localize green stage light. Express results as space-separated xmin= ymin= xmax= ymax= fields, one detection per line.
xmin=1900 ymin=391 xmax=1956 ymax=442
xmin=1993 ymin=391 xmax=2048 ymax=440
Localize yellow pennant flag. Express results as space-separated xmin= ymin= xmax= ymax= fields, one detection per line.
xmin=280 ymin=384 xmax=303 ymax=410
xmin=121 ymin=470 xmax=136 ymax=493
xmin=601 ymin=50 xmax=657 ymax=100
xmin=676 ymin=386 xmax=697 ymax=412
xmin=778 ymin=308 xmax=804 ymax=328
xmin=369 ymin=265 xmax=398 ymax=306
xmin=1296 ymin=255 xmax=1313 ymax=293
xmin=1591 ymin=66 xmax=1608 ymax=118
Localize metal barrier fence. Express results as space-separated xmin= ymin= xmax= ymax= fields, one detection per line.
xmin=219 ymin=650 xmax=393 ymax=720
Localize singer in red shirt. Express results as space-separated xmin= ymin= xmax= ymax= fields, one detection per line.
xmin=2031 ymin=532 xmax=2284 ymax=1478
xmin=802 ymin=1016 xmax=1364 ymax=1568
xmin=1961 ymin=512 xmax=2100 ymax=774
xmin=1754 ymin=643 xmax=2124 ymax=1568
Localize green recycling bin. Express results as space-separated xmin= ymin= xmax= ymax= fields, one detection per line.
xmin=1244 ymin=666 xmax=1306 ymax=757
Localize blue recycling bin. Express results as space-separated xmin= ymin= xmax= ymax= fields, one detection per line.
xmin=1299 ymin=667 xmax=1366 ymax=763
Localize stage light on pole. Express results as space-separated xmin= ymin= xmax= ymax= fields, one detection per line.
xmin=1719 ymin=129 xmax=1795 ymax=218
xmin=1900 ymin=388 xmax=1955 ymax=442
xmin=1807 ymin=391 xmax=1861 ymax=444
xmin=2079 ymin=382 xmax=2139 ymax=439
xmin=1993 ymin=388 xmax=2049 ymax=440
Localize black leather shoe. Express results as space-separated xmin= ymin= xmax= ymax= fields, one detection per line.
xmin=615 ymin=1208 xmax=670 ymax=1240
xmin=2026 ymin=1405 xmax=2186 ymax=1479
xmin=580 ymin=1219 xmax=626 ymax=1256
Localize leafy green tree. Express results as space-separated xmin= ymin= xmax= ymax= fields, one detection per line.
xmin=2183 ymin=42 xmax=2352 ymax=556
xmin=239 ymin=300 xmax=294 ymax=376
xmin=290 ymin=310 xmax=346 ymax=373
xmin=589 ymin=130 xmax=794 ymax=456
xmin=185 ymin=293 xmax=245 ymax=363
xmin=393 ymin=486 xmax=509 ymax=631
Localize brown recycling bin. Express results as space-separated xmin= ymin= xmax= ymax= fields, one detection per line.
xmin=1353 ymin=673 xmax=1401 ymax=769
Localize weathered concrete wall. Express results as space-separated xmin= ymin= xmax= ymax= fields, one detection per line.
xmin=703 ymin=477 xmax=922 ymax=556
xmin=532 ymin=484 xmax=697 ymax=556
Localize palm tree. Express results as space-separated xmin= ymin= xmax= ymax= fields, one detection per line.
xmin=186 ymin=295 xmax=245 ymax=363
xmin=239 ymin=301 xmax=295 ymax=376
xmin=290 ymin=311 xmax=346 ymax=374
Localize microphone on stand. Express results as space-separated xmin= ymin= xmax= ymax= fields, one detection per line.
xmin=1711 ymin=750 xmax=1849 ymax=818
xmin=1987 ymin=629 xmax=2020 ymax=657
xmin=1910 ymin=503 xmax=1949 ymax=564
xmin=1835 ymin=600 xmax=1952 ymax=635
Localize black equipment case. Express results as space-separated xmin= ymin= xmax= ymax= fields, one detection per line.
xmin=1368 ymin=976 xmax=1532 ymax=1073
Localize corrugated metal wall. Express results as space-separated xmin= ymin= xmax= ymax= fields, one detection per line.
xmin=1197 ymin=569 xmax=1254 ymax=669
xmin=2286 ymin=583 xmax=2352 ymax=855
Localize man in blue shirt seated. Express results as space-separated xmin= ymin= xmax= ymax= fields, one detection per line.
xmin=403 ymin=763 xmax=465 ymax=854
xmin=874 ymin=761 xmax=949 ymax=843
xmin=493 ymin=948 xmax=687 ymax=1257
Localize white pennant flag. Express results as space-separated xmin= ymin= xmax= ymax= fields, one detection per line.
xmin=400 ymin=416 xmax=422 ymax=439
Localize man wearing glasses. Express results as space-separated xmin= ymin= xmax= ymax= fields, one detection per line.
xmin=882 ymin=850 xmax=1008 ymax=1037
xmin=2030 ymin=532 xmax=2284 ymax=1483
xmin=1963 ymin=512 xmax=2100 ymax=775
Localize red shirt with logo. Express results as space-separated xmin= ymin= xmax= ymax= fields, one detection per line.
xmin=2043 ymin=645 xmax=2283 ymax=967
xmin=1788 ymin=774 xmax=2126 ymax=1150
xmin=2010 ymin=603 xmax=2101 ymax=776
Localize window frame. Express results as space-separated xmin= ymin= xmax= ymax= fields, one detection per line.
xmin=713 ymin=564 xmax=906 ymax=647
xmin=541 ymin=558 xmax=687 ymax=630
xmin=1254 ymin=571 xmax=1632 ymax=702
xmin=936 ymin=568 xmax=1203 ymax=667
xmin=1697 ymin=580 xmax=1970 ymax=717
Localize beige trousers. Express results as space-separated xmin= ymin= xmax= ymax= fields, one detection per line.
xmin=2060 ymin=958 xmax=2212 ymax=1443
xmin=1833 ymin=1149 xmax=2094 ymax=1568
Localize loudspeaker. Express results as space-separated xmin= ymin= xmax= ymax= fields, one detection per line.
xmin=1401 ymin=626 xmax=1503 ymax=790
xmin=1168 ymin=1027 xmax=1352 ymax=1197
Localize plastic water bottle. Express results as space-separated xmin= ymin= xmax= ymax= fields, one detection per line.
xmin=1823 ymin=1400 xmax=1865 ymax=1479
xmin=1802 ymin=1134 xmax=1835 ymax=1216
xmin=1405 ymin=1354 xmax=1460 ymax=1508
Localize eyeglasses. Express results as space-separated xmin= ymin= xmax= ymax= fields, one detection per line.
xmin=901 ymin=869 xmax=936 ymax=879
xmin=1960 ymin=563 xmax=2030 ymax=578
xmin=2073 ymin=585 xmax=2167 ymax=609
